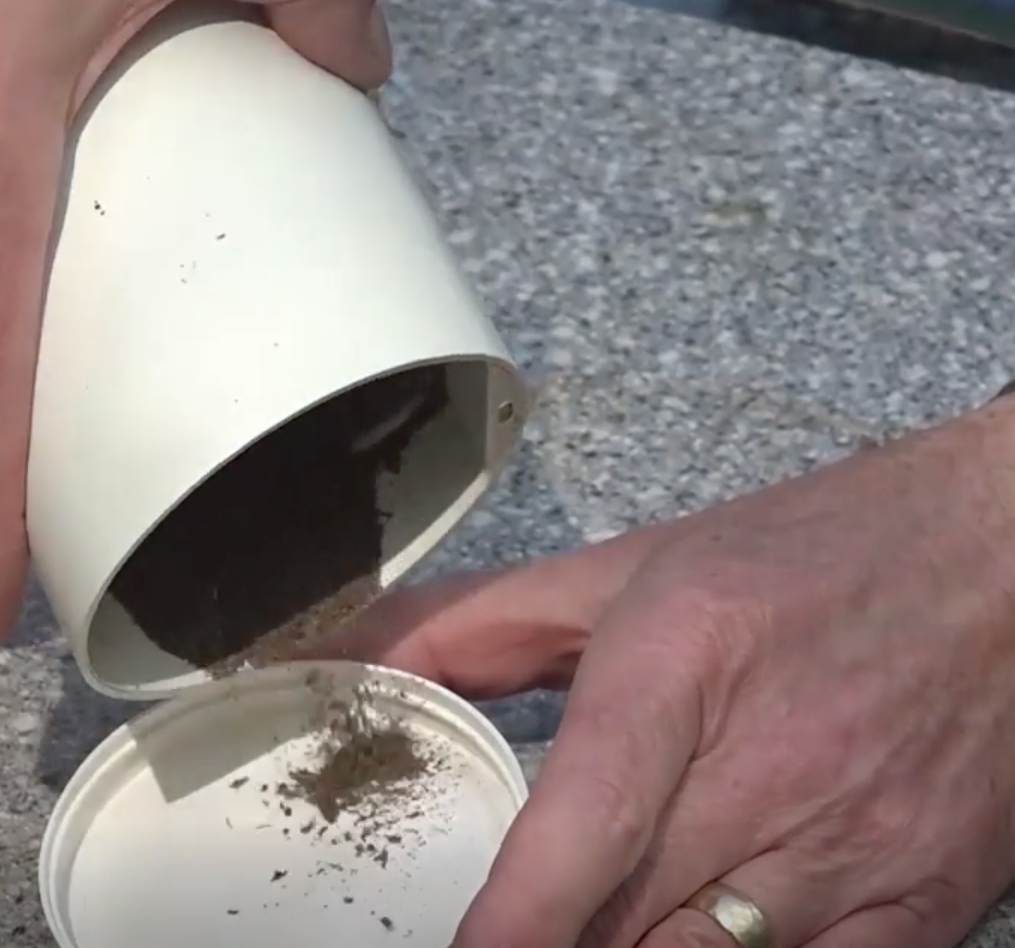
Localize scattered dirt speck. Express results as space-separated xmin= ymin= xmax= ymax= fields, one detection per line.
xmin=287 ymin=679 xmax=431 ymax=831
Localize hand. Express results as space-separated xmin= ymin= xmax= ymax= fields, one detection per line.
xmin=321 ymin=396 xmax=1015 ymax=948
xmin=0 ymin=0 xmax=391 ymax=638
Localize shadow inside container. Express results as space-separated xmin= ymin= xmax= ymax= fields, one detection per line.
xmin=31 ymin=6 xmax=582 ymax=771
xmin=16 ymin=0 xmax=578 ymax=793
xmin=26 ymin=436 xmax=578 ymax=793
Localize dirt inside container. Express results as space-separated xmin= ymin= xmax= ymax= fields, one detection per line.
xmin=108 ymin=366 xmax=448 ymax=674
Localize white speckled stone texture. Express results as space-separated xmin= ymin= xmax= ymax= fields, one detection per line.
xmin=4 ymin=0 xmax=1015 ymax=942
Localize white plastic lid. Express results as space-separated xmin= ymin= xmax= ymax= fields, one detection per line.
xmin=40 ymin=661 xmax=528 ymax=948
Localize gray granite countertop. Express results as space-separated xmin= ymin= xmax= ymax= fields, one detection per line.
xmin=5 ymin=0 xmax=1015 ymax=943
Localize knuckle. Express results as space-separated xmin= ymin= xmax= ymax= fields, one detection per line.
xmin=583 ymin=771 xmax=655 ymax=859
xmin=579 ymin=859 xmax=659 ymax=948
xmin=580 ymin=902 xmax=634 ymax=948
xmin=658 ymin=582 xmax=764 ymax=677
xmin=554 ymin=700 xmax=668 ymax=849
xmin=681 ymin=909 xmax=738 ymax=948
xmin=897 ymin=878 xmax=960 ymax=930
xmin=640 ymin=909 xmax=732 ymax=948
xmin=454 ymin=897 xmax=550 ymax=948
xmin=859 ymin=791 xmax=920 ymax=855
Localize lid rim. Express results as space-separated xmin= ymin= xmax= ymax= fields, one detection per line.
xmin=40 ymin=659 xmax=528 ymax=948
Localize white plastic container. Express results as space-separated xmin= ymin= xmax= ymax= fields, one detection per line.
xmin=39 ymin=660 xmax=530 ymax=948
xmin=27 ymin=0 xmax=527 ymax=700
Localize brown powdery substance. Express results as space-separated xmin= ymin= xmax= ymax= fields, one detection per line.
xmin=222 ymin=675 xmax=443 ymax=925
xmin=283 ymin=676 xmax=430 ymax=827
xmin=109 ymin=367 xmax=448 ymax=671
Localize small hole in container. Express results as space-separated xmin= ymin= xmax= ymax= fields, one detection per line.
xmin=497 ymin=401 xmax=515 ymax=423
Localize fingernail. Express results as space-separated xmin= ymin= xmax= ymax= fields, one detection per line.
xmin=369 ymin=3 xmax=390 ymax=54
xmin=365 ymin=3 xmax=393 ymax=92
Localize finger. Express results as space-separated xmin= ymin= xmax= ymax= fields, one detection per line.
xmin=629 ymin=850 xmax=855 ymax=948
xmin=637 ymin=908 xmax=728 ymax=948
xmin=582 ymin=829 xmax=801 ymax=948
xmin=452 ymin=571 xmax=708 ymax=948
xmin=802 ymin=905 xmax=941 ymax=948
xmin=0 ymin=90 xmax=67 ymax=638
xmin=578 ymin=787 xmax=746 ymax=948
xmin=265 ymin=0 xmax=392 ymax=90
xmin=297 ymin=521 xmax=671 ymax=699
xmin=705 ymin=853 xmax=849 ymax=948
xmin=304 ymin=566 xmax=585 ymax=697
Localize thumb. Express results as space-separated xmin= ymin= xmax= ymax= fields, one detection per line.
xmin=452 ymin=565 xmax=707 ymax=948
xmin=265 ymin=0 xmax=392 ymax=91
xmin=297 ymin=521 xmax=672 ymax=700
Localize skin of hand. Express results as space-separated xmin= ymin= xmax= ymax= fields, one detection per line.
xmin=0 ymin=0 xmax=390 ymax=641
xmin=7 ymin=9 xmax=1015 ymax=948
xmin=316 ymin=395 xmax=1015 ymax=948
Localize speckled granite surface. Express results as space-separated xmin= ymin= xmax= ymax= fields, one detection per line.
xmin=5 ymin=0 xmax=1015 ymax=943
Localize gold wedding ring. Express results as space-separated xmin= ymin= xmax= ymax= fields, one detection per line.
xmin=685 ymin=882 xmax=773 ymax=948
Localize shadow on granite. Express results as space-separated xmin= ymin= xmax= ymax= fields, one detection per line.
xmin=2 ymin=590 xmax=146 ymax=794
xmin=626 ymin=0 xmax=1015 ymax=94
